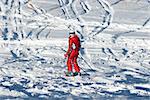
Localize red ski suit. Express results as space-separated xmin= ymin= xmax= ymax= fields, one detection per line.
xmin=66 ymin=35 xmax=80 ymax=72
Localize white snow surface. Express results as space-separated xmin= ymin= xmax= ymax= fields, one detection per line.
xmin=0 ymin=0 xmax=150 ymax=99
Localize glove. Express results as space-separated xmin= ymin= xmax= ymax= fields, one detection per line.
xmin=64 ymin=53 xmax=68 ymax=58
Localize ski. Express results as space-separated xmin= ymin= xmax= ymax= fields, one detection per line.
xmin=64 ymin=71 xmax=82 ymax=77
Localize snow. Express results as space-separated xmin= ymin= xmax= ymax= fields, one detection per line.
xmin=0 ymin=0 xmax=150 ymax=99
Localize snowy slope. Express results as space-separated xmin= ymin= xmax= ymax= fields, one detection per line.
xmin=0 ymin=0 xmax=150 ymax=99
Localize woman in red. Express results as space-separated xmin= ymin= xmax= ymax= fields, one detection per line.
xmin=64 ymin=31 xmax=81 ymax=76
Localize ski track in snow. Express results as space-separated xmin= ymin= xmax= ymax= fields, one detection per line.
xmin=0 ymin=0 xmax=150 ymax=99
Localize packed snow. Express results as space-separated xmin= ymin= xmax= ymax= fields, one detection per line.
xmin=0 ymin=0 xmax=150 ymax=99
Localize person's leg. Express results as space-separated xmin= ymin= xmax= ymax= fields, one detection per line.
xmin=67 ymin=52 xmax=75 ymax=72
xmin=73 ymin=55 xmax=80 ymax=73
xmin=67 ymin=56 xmax=72 ymax=72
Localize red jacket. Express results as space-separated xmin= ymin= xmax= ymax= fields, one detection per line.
xmin=66 ymin=35 xmax=81 ymax=55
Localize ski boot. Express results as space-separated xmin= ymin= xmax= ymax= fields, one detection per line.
xmin=65 ymin=71 xmax=73 ymax=76
xmin=73 ymin=72 xmax=81 ymax=76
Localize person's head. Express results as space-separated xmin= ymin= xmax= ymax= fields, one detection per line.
xmin=69 ymin=31 xmax=75 ymax=37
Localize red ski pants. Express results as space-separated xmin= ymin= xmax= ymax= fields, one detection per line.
xmin=67 ymin=51 xmax=80 ymax=72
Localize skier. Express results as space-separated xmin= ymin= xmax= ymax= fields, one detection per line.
xmin=64 ymin=31 xmax=81 ymax=76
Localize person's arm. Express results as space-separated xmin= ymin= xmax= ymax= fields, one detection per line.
xmin=66 ymin=38 xmax=73 ymax=55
